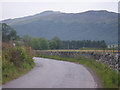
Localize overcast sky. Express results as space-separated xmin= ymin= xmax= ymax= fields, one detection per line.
xmin=0 ymin=0 xmax=119 ymax=20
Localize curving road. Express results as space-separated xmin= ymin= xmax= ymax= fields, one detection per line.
xmin=3 ymin=57 xmax=98 ymax=88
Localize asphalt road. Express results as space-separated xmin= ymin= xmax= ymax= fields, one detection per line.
xmin=3 ymin=57 xmax=98 ymax=88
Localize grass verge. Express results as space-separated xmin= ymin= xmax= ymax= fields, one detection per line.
xmin=2 ymin=62 xmax=34 ymax=84
xmin=36 ymin=54 xmax=120 ymax=88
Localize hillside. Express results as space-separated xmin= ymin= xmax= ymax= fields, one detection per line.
xmin=2 ymin=10 xmax=118 ymax=44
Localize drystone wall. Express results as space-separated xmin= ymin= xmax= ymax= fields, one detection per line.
xmin=35 ymin=50 xmax=119 ymax=72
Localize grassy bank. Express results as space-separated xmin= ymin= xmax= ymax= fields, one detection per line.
xmin=36 ymin=54 xmax=120 ymax=88
xmin=2 ymin=43 xmax=34 ymax=83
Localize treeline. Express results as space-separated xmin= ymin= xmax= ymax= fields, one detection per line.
xmin=1 ymin=23 xmax=107 ymax=50
xmin=62 ymin=40 xmax=107 ymax=49
xmin=23 ymin=35 xmax=107 ymax=50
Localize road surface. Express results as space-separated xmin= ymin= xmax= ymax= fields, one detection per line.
xmin=3 ymin=57 xmax=98 ymax=88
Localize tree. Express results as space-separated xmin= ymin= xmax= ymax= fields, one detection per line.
xmin=23 ymin=34 xmax=32 ymax=46
xmin=2 ymin=23 xmax=19 ymax=41
xmin=100 ymin=40 xmax=107 ymax=48
xmin=52 ymin=36 xmax=62 ymax=49
xmin=30 ymin=38 xmax=41 ymax=50
xmin=8 ymin=30 xmax=19 ymax=40
xmin=40 ymin=38 xmax=49 ymax=50
xmin=49 ymin=40 xmax=57 ymax=49
xmin=30 ymin=37 xmax=49 ymax=50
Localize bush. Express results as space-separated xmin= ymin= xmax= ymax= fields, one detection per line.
xmin=2 ymin=42 xmax=34 ymax=83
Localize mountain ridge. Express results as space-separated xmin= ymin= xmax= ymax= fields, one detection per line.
xmin=2 ymin=10 xmax=118 ymax=44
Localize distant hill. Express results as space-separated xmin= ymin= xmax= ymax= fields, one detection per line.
xmin=2 ymin=10 xmax=118 ymax=44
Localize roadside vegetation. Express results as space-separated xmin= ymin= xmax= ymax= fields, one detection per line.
xmin=2 ymin=23 xmax=34 ymax=83
xmin=2 ymin=43 xmax=34 ymax=83
xmin=36 ymin=54 xmax=120 ymax=88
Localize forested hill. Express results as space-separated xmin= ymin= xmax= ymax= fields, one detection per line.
xmin=2 ymin=10 xmax=118 ymax=44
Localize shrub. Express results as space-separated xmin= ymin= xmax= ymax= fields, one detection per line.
xmin=2 ymin=42 xmax=34 ymax=83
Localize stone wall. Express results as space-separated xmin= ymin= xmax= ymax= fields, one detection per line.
xmin=35 ymin=50 xmax=119 ymax=72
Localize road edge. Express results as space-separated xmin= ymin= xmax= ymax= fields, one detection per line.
xmin=82 ymin=64 xmax=103 ymax=88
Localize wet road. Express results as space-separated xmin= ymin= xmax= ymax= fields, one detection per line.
xmin=3 ymin=57 xmax=97 ymax=88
